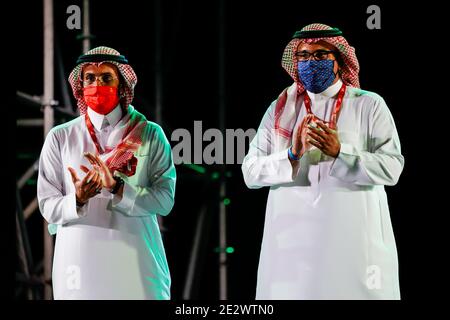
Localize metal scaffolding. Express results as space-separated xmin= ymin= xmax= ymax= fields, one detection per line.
xmin=16 ymin=0 xmax=230 ymax=300
xmin=15 ymin=0 xmax=80 ymax=300
xmin=181 ymin=0 xmax=229 ymax=300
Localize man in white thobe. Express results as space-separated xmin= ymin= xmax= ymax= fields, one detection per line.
xmin=242 ymin=24 xmax=404 ymax=299
xmin=37 ymin=46 xmax=176 ymax=299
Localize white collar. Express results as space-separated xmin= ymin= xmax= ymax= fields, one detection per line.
xmin=306 ymin=78 xmax=343 ymax=101
xmin=87 ymin=104 xmax=122 ymax=131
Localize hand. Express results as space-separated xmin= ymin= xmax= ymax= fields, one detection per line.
xmin=83 ymin=152 xmax=116 ymax=190
xmin=68 ymin=166 xmax=102 ymax=205
xmin=306 ymin=121 xmax=341 ymax=158
xmin=292 ymin=114 xmax=314 ymax=157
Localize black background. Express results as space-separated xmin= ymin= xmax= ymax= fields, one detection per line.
xmin=13 ymin=0 xmax=443 ymax=304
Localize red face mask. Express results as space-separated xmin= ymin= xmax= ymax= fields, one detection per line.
xmin=83 ymin=86 xmax=120 ymax=115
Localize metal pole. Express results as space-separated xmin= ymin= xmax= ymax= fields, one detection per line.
xmin=218 ymin=0 xmax=227 ymax=300
xmin=183 ymin=204 xmax=207 ymax=299
xmin=17 ymin=159 xmax=39 ymax=190
xmin=154 ymin=0 xmax=167 ymax=233
xmin=16 ymin=187 xmax=34 ymax=299
xmin=43 ymin=0 xmax=54 ymax=300
xmin=154 ymin=0 xmax=162 ymax=124
xmin=219 ymin=182 xmax=227 ymax=299
xmin=24 ymin=197 xmax=39 ymax=220
xmin=56 ymin=44 xmax=73 ymax=113
xmin=82 ymin=0 xmax=90 ymax=53
xmin=43 ymin=0 xmax=54 ymax=139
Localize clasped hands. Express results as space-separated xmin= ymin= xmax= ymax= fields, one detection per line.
xmin=291 ymin=118 xmax=341 ymax=159
xmin=68 ymin=152 xmax=117 ymax=205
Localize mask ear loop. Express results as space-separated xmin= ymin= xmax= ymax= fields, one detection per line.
xmin=117 ymin=75 xmax=129 ymax=114
xmin=334 ymin=58 xmax=343 ymax=80
xmin=119 ymin=84 xmax=125 ymax=98
xmin=332 ymin=59 xmax=340 ymax=81
xmin=117 ymin=72 xmax=127 ymax=98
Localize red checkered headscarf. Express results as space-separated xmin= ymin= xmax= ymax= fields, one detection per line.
xmin=274 ymin=23 xmax=360 ymax=149
xmin=68 ymin=46 xmax=146 ymax=177
xmin=68 ymin=46 xmax=137 ymax=115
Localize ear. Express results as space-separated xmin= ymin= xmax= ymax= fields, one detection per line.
xmin=119 ymin=83 xmax=126 ymax=98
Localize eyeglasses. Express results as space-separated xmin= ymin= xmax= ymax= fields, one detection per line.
xmin=294 ymin=50 xmax=336 ymax=61
xmin=82 ymin=73 xmax=119 ymax=86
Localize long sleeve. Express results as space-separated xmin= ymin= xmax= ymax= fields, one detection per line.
xmin=37 ymin=128 xmax=85 ymax=226
xmin=112 ymin=124 xmax=176 ymax=216
xmin=242 ymin=102 xmax=298 ymax=189
xmin=329 ymin=96 xmax=404 ymax=186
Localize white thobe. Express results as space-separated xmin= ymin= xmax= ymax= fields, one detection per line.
xmin=37 ymin=105 xmax=176 ymax=300
xmin=242 ymin=80 xmax=404 ymax=299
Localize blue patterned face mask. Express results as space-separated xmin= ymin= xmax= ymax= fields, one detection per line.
xmin=298 ymin=60 xmax=337 ymax=93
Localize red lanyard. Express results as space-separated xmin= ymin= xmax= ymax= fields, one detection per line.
xmin=85 ymin=113 xmax=112 ymax=154
xmin=303 ymin=83 xmax=346 ymax=130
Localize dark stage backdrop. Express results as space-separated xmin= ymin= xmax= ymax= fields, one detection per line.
xmin=16 ymin=0 xmax=437 ymax=301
